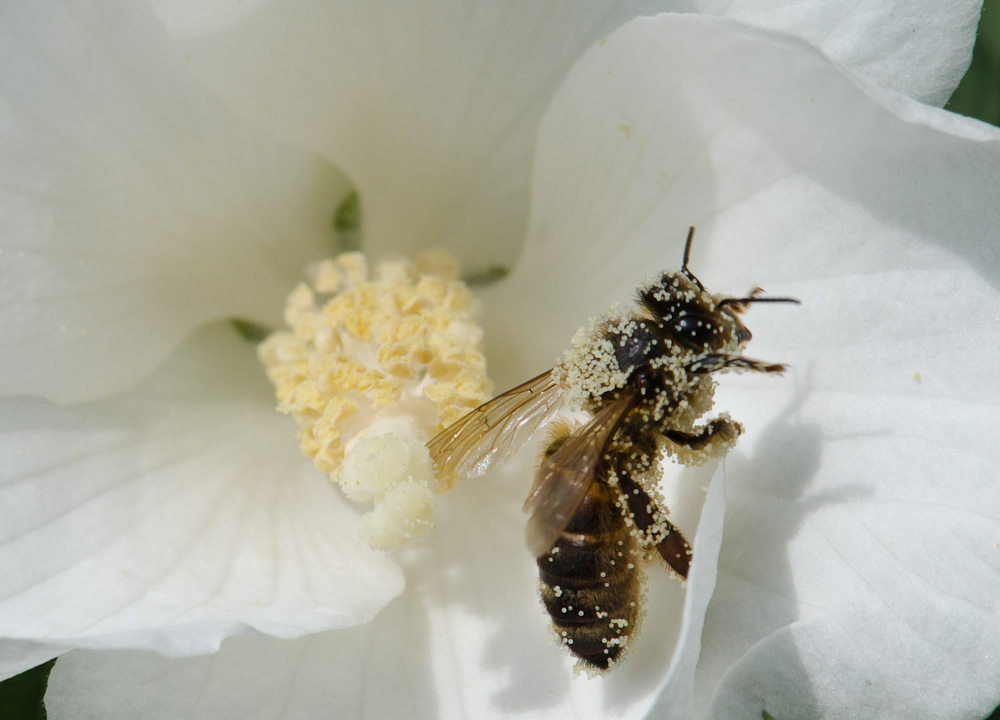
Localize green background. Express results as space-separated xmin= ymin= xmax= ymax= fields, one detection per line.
xmin=3 ymin=2 xmax=1000 ymax=718
xmin=947 ymin=0 xmax=1000 ymax=124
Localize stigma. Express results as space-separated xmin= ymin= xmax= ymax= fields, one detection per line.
xmin=258 ymin=250 xmax=492 ymax=550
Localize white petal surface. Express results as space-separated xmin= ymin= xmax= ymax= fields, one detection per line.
xmin=154 ymin=0 xmax=980 ymax=108
xmin=0 ymin=323 xmax=403 ymax=681
xmin=488 ymin=13 xmax=1000 ymax=718
xmin=148 ymin=0 xmax=683 ymax=272
xmin=46 ymin=460 xmax=727 ymax=719
xmin=0 ymin=0 xmax=347 ymax=404
xmin=696 ymin=0 xmax=982 ymax=106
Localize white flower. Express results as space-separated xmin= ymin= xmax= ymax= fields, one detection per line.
xmin=1 ymin=1 xmax=998 ymax=718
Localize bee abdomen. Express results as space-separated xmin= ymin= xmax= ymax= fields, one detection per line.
xmin=537 ymin=530 xmax=632 ymax=586
xmin=535 ymin=485 xmax=642 ymax=670
xmin=541 ymin=585 xmax=640 ymax=669
xmin=537 ymin=549 xmax=641 ymax=668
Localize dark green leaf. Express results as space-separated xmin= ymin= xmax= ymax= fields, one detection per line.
xmin=0 ymin=659 xmax=56 ymax=720
xmin=947 ymin=0 xmax=1000 ymax=127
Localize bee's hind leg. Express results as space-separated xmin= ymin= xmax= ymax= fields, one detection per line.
xmin=610 ymin=458 xmax=692 ymax=580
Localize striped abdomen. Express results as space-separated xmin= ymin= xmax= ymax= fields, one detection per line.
xmin=536 ymin=477 xmax=642 ymax=671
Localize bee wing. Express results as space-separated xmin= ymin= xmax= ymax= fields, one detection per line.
xmin=427 ymin=369 xmax=563 ymax=482
xmin=523 ymin=391 xmax=639 ymax=557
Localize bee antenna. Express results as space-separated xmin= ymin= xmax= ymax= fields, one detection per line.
xmin=680 ymin=227 xmax=705 ymax=290
xmin=718 ymin=295 xmax=801 ymax=308
xmin=681 ymin=226 xmax=695 ymax=273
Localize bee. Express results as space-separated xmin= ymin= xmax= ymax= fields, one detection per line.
xmin=427 ymin=228 xmax=798 ymax=671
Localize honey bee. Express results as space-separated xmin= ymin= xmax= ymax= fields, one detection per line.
xmin=427 ymin=228 xmax=798 ymax=671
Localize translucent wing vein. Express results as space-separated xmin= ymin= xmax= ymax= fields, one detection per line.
xmin=427 ymin=370 xmax=563 ymax=482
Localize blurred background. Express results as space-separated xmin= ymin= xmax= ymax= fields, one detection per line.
xmin=947 ymin=0 xmax=1000 ymax=125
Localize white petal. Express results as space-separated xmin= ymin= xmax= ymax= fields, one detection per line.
xmin=493 ymin=13 xmax=1000 ymax=717
xmin=0 ymin=642 xmax=68 ymax=684
xmin=645 ymin=463 xmax=727 ymax=718
xmin=148 ymin=0 xmax=680 ymax=272
xmin=46 ymin=460 xmax=727 ymax=719
xmin=696 ymin=0 xmax=982 ymax=105
xmin=0 ymin=323 xmax=403 ymax=681
xmin=0 ymin=0 xmax=348 ymax=404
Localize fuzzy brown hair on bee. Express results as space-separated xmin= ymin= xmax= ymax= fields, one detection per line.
xmin=427 ymin=227 xmax=798 ymax=672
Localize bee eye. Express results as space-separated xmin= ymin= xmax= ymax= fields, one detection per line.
xmin=640 ymin=286 xmax=733 ymax=350
xmin=673 ymin=314 xmax=715 ymax=345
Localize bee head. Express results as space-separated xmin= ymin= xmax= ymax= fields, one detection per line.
xmin=638 ymin=228 xmax=799 ymax=357
xmin=638 ymin=270 xmax=750 ymax=353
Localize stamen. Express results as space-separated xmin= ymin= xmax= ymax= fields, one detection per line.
xmin=258 ymin=250 xmax=492 ymax=550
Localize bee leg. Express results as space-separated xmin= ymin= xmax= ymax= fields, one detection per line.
xmin=611 ymin=455 xmax=691 ymax=580
xmin=687 ymin=354 xmax=787 ymax=375
xmin=662 ymin=417 xmax=742 ymax=460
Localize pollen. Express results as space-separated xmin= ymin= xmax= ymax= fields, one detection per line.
xmin=258 ymin=250 xmax=492 ymax=550
xmin=555 ymin=314 xmax=630 ymax=407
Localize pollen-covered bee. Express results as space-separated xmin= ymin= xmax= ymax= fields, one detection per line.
xmin=427 ymin=228 xmax=798 ymax=672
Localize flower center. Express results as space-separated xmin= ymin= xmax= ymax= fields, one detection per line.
xmin=258 ymin=249 xmax=492 ymax=550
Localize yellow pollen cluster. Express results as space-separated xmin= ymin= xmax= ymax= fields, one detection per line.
xmin=258 ymin=250 xmax=492 ymax=550
xmin=556 ymin=313 xmax=630 ymax=407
